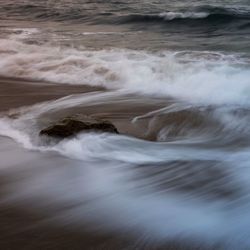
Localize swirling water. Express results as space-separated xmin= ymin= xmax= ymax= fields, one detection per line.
xmin=0 ymin=0 xmax=250 ymax=249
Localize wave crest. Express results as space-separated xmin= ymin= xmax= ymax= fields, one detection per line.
xmin=117 ymin=6 xmax=250 ymax=26
xmin=0 ymin=39 xmax=250 ymax=106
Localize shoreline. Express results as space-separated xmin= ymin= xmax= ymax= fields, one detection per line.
xmin=0 ymin=76 xmax=103 ymax=112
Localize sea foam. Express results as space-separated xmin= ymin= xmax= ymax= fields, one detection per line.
xmin=0 ymin=38 xmax=250 ymax=107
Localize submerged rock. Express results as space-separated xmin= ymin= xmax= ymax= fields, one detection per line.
xmin=40 ymin=115 xmax=119 ymax=138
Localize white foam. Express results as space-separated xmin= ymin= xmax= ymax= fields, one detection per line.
xmin=1 ymin=116 xmax=250 ymax=247
xmin=0 ymin=38 xmax=249 ymax=107
xmin=159 ymin=11 xmax=209 ymax=20
xmin=81 ymin=31 xmax=138 ymax=35
xmin=52 ymin=133 xmax=226 ymax=164
xmin=0 ymin=118 xmax=34 ymax=149
xmin=0 ymin=89 xmax=248 ymax=247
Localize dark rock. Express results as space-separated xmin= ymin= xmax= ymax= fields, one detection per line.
xmin=40 ymin=115 xmax=119 ymax=138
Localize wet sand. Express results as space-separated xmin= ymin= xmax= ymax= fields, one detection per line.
xmin=0 ymin=76 xmax=220 ymax=250
xmin=0 ymin=76 xmax=103 ymax=112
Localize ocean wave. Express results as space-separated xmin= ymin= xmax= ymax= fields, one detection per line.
xmin=118 ymin=6 xmax=250 ymax=25
xmin=0 ymin=39 xmax=250 ymax=106
xmin=0 ymin=3 xmax=90 ymax=23
xmin=1 ymin=3 xmax=250 ymax=27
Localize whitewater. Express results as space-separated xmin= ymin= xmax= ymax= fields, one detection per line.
xmin=1 ymin=1 xmax=250 ymax=249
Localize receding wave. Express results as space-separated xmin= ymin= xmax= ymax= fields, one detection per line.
xmin=117 ymin=7 xmax=250 ymax=26
xmin=1 ymin=97 xmax=250 ymax=248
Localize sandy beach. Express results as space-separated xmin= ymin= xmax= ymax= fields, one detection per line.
xmin=0 ymin=77 xmax=103 ymax=112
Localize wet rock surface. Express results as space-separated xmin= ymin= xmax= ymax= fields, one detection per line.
xmin=40 ymin=115 xmax=119 ymax=138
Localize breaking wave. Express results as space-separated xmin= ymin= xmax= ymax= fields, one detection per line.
xmin=118 ymin=6 xmax=250 ymax=25
xmin=0 ymin=38 xmax=250 ymax=106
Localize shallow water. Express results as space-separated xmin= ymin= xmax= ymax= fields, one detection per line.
xmin=0 ymin=1 xmax=250 ymax=249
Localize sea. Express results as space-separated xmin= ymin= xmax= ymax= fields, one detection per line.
xmin=0 ymin=1 xmax=250 ymax=249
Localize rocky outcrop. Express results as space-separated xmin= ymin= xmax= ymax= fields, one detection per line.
xmin=40 ymin=115 xmax=119 ymax=138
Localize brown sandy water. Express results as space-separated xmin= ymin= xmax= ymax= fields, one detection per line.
xmin=0 ymin=77 xmax=102 ymax=112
